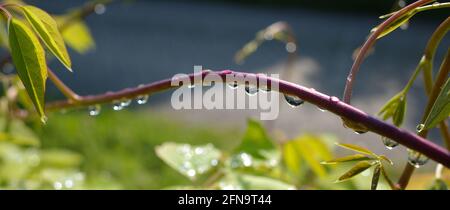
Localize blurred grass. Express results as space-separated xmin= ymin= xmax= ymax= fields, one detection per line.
xmin=38 ymin=109 xmax=242 ymax=189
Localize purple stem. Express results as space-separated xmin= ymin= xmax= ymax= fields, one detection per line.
xmin=45 ymin=70 xmax=450 ymax=167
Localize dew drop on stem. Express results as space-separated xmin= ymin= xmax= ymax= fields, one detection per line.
xmin=285 ymin=42 xmax=297 ymax=53
xmin=416 ymin=124 xmax=425 ymax=133
xmin=381 ymin=136 xmax=399 ymax=150
xmin=112 ymin=101 xmax=123 ymax=111
xmin=284 ymin=94 xmax=304 ymax=107
xmin=228 ymin=81 xmax=238 ymax=89
xmin=120 ymin=99 xmax=132 ymax=107
xmin=136 ymin=95 xmax=149 ymax=105
xmin=407 ymin=149 xmax=429 ymax=168
xmin=88 ymin=105 xmax=101 ymax=116
xmin=245 ymin=85 xmax=258 ymax=96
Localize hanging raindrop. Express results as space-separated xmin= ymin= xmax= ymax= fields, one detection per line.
xmin=136 ymin=95 xmax=149 ymax=105
xmin=228 ymin=81 xmax=238 ymax=89
xmin=88 ymin=105 xmax=101 ymax=116
xmin=284 ymin=94 xmax=304 ymax=107
xmin=416 ymin=124 xmax=425 ymax=132
xmin=112 ymin=101 xmax=123 ymax=111
xmin=381 ymin=136 xmax=399 ymax=150
xmin=407 ymin=149 xmax=429 ymax=168
xmin=120 ymin=99 xmax=132 ymax=107
xmin=245 ymin=85 xmax=258 ymax=96
xmin=94 ymin=3 xmax=106 ymax=15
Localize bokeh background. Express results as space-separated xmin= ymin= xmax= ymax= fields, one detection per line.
xmin=7 ymin=0 xmax=448 ymax=189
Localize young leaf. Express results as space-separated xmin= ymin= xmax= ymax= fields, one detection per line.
xmin=393 ymin=97 xmax=407 ymax=126
xmin=423 ymin=78 xmax=450 ymax=130
xmin=321 ymin=154 xmax=373 ymax=165
xmin=21 ymin=5 xmax=72 ymax=71
xmin=336 ymin=143 xmax=377 ymax=157
xmin=372 ymin=12 xmax=415 ymax=39
xmin=155 ymin=142 xmax=221 ymax=180
xmin=61 ymin=19 xmax=95 ymax=54
xmin=9 ymin=18 xmax=47 ymax=122
xmin=378 ymin=155 xmax=394 ymax=165
xmin=336 ymin=161 xmax=373 ymax=182
xmin=233 ymin=119 xmax=276 ymax=159
xmin=371 ymin=164 xmax=381 ymax=190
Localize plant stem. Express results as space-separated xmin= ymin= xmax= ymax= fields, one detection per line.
xmin=397 ymin=48 xmax=450 ymax=189
xmin=47 ymin=68 xmax=81 ymax=101
xmin=42 ymin=70 xmax=450 ymax=167
xmin=343 ymin=0 xmax=434 ymax=104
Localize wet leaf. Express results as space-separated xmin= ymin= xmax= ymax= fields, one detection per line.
xmin=9 ymin=18 xmax=47 ymax=122
xmin=321 ymin=154 xmax=373 ymax=165
xmin=155 ymin=142 xmax=221 ymax=180
xmin=60 ymin=19 xmax=95 ymax=54
xmin=336 ymin=143 xmax=377 ymax=157
xmin=393 ymin=97 xmax=407 ymax=126
xmin=373 ymin=12 xmax=414 ymax=39
xmin=423 ymin=77 xmax=450 ymax=130
xmin=378 ymin=155 xmax=394 ymax=165
xmin=371 ymin=164 xmax=381 ymax=190
xmin=21 ymin=5 xmax=72 ymax=71
xmin=283 ymin=141 xmax=302 ymax=176
xmin=234 ymin=119 xmax=276 ymax=159
xmin=337 ymin=161 xmax=373 ymax=182
xmin=218 ymin=172 xmax=295 ymax=190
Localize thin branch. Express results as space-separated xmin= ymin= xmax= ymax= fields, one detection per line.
xmin=343 ymin=0 xmax=434 ymax=104
xmin=43 ymin=70 xmax=450 ymax=167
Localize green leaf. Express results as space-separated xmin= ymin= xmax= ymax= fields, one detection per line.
xmin=423 ymin=77 xmax=450 ymax=129
xmin=321 ymin=154 xmax=373 ymax=165
xmin=371 ymin=164 xmax=381 ymax=190
xmin=21 ymin=5 xmax=72 ymax=71
xmin=40 ymin=149 xmax=82 ymax=168
xmin=155 ymin=142 xmax=221 ymax=180
xmin=378 ymin=155 xmax=394 ymax=165
xmin=0 ymin=118 xmax=40 ymax=146
xmin=373 ymin=12 xmax=414 ymax=39
xmin=233 ymin=119 xmax=276 ymax=159
xmin=336 ymin=161 xmax=373 ymax=182
xmin=378 ymin=92 xmax=405 ymax=126
xmin=9 ymin=18 xmax=47 ymax=122
xmin=393 ymin=97 xmax=407 ymax=127
xmin=61 ymin=19 xmax=95 ymax=54
xmin=336 ymin=143 xmax=377 ymax=157
xmin=219 ymin=172 xmax=295 ymax=190
xmin=282 ymin=141 xmax=302 ymax=176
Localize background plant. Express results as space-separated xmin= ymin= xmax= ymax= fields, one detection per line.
xmin=0 ymin=0 xmax=448 ymax=190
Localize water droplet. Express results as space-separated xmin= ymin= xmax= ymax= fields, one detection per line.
xmin=398 ymin=0 xmax=406 ymax=7
xmin=245 ymin=85 xmax=258 ymax=96
xmin=64 ymin=179 xmax=74 ymax=188
xmin=187 ymin=169 xmax=196 ymax=177
xmin=407 ymin=149 xmax=429 ymax=168
xmin=330 ymin=96 xmax=340 ymax=102
xmin=88 ymin=105 xmax=101 ymax=116
xmin=120 ymin=99 xmax=132 ymax=107
xmin=240 ymin=153 xmax=252 ymax=167
xmin=136 ymin=95 xmax=149 ymax=105
xmin=353 ymin=130 xmax=367 ymax=135
xmin=211 ymin=159 xmax=219 ymax=166
xmin=416 ymin=124 xmax=425 ymax=132
xmin=259 ymin=85 xmax=271 ymax=92
xmin=53 ymin=182 xmax=63 ymax=190
xmin=317 ymin=106 xmax=327 ymax=112
xmin=94 ymin=3 xmax=106 ymax=15
xmin=112 ymin=101 xmax=123 ymax=111
xmin=228 ymin=81 xmax=238 ymax=89
xmin=382 ymin=136 xmax=399 ymax=150
xmin=285 ymin=42 xmax=297 ymax=53
xmin=284 ymin=94 xmax=304 ymax=107
xmin=188 ymin=84 xmax=195 ymax=89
